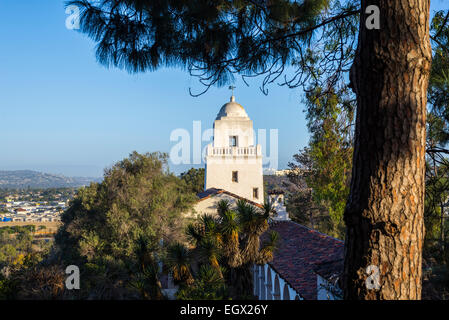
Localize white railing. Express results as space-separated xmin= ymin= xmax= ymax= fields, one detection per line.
xmin=207 ymin=145 xmax=261 ymax=156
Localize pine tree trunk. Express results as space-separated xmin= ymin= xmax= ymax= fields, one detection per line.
xmin=440 ymin=202 xmax=445 ymax=251
xmin=343 ymin=0 xmax=432 ymax=299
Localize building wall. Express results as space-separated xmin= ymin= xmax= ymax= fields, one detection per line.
xmin=213 ymin=118 xmax=254 ymax=147
xmin=254 ymin=264 xmax=342 ymax=300
xmin=189 ymin=193 xmax=249 ymax=218
xmin=268 ymin=194 xmax=290 ymax=221
xmin=253 ymin=264 xmax=301 ymax=300
xmin=205 ymin=156 xmax=264 ymax=204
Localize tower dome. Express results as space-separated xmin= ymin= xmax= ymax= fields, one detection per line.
xmin=216 ymin=95 xmax=248 ymax=120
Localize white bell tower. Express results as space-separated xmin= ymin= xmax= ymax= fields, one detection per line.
xmin=204 ymin=92 xmax=264 ymax=204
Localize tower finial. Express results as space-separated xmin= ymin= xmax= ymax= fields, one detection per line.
xmin=229 ymin=85 xmax=236 ymax=101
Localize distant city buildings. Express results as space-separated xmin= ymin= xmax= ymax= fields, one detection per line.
xmin=0 ymin=191 xmax=69 ymax=222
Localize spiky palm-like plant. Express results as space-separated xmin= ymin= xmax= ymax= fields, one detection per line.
xmin=199 ymin=237 xmax=223 ymax=277
xmin=226 ymin=200 xmax=276 ymax=298
xmin=131 ymin=235 xmax=164 ymax=300
xmin=187 ymin=214 xmax=224 ymax=278
xmin=176 ymin=264 xmax=228 ymax=300
xmin=257 ymin=231 xmax=279 ymax=264
xmin=217 ymin=200 xmax=241 ymax=267
xmin=184 ymin=200 xmax=278 ymax=299
xmin=262 ymin=202 xmax=277 ymax=219
xmin=166 ymin=242 xmax=194 ymax=285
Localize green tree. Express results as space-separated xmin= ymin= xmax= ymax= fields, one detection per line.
xmin=424 ymin=10 xmax=449 ymax=255
xmin=286 ymin=148 xmax=341 ymax=236
xmin=289 ymin=86 xmax=354 ymax=239
xmin=0 ymin=225 xmax=54 ymax=300
xmin=55 ymin=151 xmax=197 ymax=299
xmin=180 ymin=168 xmax=205 ymax=194
xmin=421 ymin=10 xmax=449 ymax=299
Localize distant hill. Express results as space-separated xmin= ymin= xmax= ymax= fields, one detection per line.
xmin=0 ymin=170 xmax=101 ymax=189
xmin=263 ymin=174 xmax=305 ymax=195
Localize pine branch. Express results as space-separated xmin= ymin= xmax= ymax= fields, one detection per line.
xmin=261 ymin=9 xmax=360 ymax=44
xmin=433 ymin=10 xmax=449 ymax=41
xmin=431 ymin=35 xmax=449 ymax=54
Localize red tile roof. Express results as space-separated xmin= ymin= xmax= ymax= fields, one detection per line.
xmin=265 ymin=221 xmax=344 ymax=300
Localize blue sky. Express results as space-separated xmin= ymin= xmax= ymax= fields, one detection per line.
xmin=0 ymin=1 xmax=447 ymax=177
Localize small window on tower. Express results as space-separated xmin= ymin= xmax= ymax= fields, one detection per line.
xmin=232 ymin=171 xmax=238 ymax=182
xmin=230 ymin=136 xmax=238 ymax=147
xmin=253 ymin=188 xmax=259 ymax=199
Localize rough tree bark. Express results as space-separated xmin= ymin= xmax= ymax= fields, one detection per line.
xmin=343 ymin=0 xmax=432 ymax=299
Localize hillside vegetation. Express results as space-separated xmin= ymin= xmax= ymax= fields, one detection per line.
xmin=0 ymin=170 xmax=101 ymax=189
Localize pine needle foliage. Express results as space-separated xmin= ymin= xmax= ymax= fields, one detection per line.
xmin=67 ymin=0 xmax=359 ymax=94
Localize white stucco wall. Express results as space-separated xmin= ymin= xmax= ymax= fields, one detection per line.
xmin=213 ymin=118 xmax=254 ymax=147
xmin=255 ymin=264 xmax=343 ymax=300
xmin=268 ymin=194 xmax=290 ymax=221
xmin=205 ymin=154 xmax=264 ymax=204
xmin=189 ymin=192 xmax=254 ymax=218
xmin=254 ymin=264 xmax=301 ymax=300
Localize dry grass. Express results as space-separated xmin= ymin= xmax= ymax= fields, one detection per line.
xmin=0 ymin=221 xmax=61 ymax=234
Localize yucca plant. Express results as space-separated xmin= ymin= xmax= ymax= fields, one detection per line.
xmin=166 ymin=242 xmax=194 ymax=285
xmin=237 ymin=200 xmax=270 ymax=264
xmin=132 ymin=235 xmax=164 ymax=300
xmin=182 ymin=199 xmax=279 ymax=299
xmin=176 ymin=264 xmax=228 ymax=300
xmin=257 ymin=231 xmax=279 ymax=263
xmin=217 ymin=200 xmax=241 ymax=267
